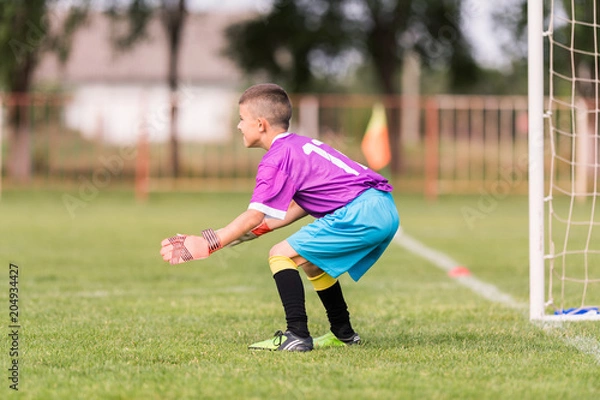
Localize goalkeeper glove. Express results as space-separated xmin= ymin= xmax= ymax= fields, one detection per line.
xmin=160 ymin=229 xmax=222 ymax=265
xmin=228 ymin=220 xmax=272 ymax=247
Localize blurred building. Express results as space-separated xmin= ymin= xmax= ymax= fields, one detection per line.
xmin=34 ymin=11 xmax=251 ymax=144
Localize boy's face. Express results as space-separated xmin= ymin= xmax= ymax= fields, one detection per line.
xmin=237 ymin=103 xmax=263 ymax=149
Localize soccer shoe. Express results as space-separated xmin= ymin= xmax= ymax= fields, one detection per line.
xmin=248 ymin=330 xmax=313 ymax=352
xmin=313 ymin=331 xmax=361 ymax=348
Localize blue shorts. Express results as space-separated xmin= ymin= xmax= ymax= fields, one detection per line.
xmin=287 ymin=189 xmax=400 ymax=281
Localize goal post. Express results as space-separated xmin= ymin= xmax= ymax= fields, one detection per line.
xmin=529 ymin=0 xmax=600 ymax=321
xmin=529 ymin=0 xmax=545 ymax=320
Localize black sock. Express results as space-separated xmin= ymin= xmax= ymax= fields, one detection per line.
xmin=316 ymin=281 xmax=355 ymax=339
xmin=273 ymin=269 xmax=310 ymax=338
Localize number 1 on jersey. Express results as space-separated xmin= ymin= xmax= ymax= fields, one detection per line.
xmin=302 ymin=140 xmax=360 ymax=176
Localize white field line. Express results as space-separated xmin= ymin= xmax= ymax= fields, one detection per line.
xmin=563 ymin=336 xmax=600 ymax=364
xmin=393 ymin=228 xmax=600 ymax=364
xmin=393 ymin=229 xmax=523 ymax=309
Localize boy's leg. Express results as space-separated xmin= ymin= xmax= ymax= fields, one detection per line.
xmin=306 ymin=269 xmax=358 ymax=342
xmin=248 ymin=253 xmax=313 ymax=351
xmin=270 ymin=241 xmax=360 ymax=344
xmin=269 ymin=255 xmax=310 ymax=339
xmin=271 ymin=240 xmax=359 ymax=343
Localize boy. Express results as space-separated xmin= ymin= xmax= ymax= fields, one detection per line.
xmin=160 ymin=83 xmax=399 ymax=352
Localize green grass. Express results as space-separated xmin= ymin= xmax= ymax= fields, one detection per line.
xmin=0 ymin=190 xmax=599 ymax=399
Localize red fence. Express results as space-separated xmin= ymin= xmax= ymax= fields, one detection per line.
xmin=0 ymin=92 xmax=532 ymax=197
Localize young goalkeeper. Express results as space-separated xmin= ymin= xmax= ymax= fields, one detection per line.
xmin=160 ymin=83 xmax=399 ymax=352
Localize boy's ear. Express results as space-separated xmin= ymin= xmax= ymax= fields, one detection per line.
xmin=257 ymin=117 xmax=269 ymax=132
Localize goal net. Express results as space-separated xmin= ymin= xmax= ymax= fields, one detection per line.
xmin=529 ymin=0 xmax=600 ymax=320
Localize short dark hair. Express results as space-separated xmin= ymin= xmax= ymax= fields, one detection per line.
xmin=239 ymin=83 xmax=292 ymax=130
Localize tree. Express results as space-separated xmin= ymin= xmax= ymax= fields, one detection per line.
xmin=107 ymin=0 xmax=187 ymax=178
xmin=224 ymin=0 xmax=480 ymax=173
xmin=224 ymin=0 xmax=350 ymax=93
xmin=0 ymin=1 xmax=89 ymax=182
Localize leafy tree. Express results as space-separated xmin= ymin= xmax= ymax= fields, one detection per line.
xmin=0 ymin=0 xmax=90 ymax=181
xmin=224 ymin=0 xmax=350 ymax=93
xmin=107 ymin=0 xmax=187 ymax=178
xmin=224 ymin=0 xmax=480 ymax=173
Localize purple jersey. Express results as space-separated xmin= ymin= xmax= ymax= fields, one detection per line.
xmin=249 ymin=133 xmax=393 ymax=219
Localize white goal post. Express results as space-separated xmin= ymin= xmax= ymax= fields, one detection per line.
xmin=529 ymin=0 xmax=600 ymax=321
xmin=529 ymin=0 xmax=545 ymax=320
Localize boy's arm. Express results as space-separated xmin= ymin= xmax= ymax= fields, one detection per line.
xmin=228 ymin=201 xmax=308 ymax=246
xmin=216 ymin=209 xmax=266 ymax=246
xmin=160 ymin=209 xmax=265 ymax=264
xmin=267 ymin=200 xmax=308 ymax=230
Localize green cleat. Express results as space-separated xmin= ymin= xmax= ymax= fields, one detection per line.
xmin=313 ymin=331 xmax=361 ymax=348
xmin=248 ymin=330 xmax=313 ymax=352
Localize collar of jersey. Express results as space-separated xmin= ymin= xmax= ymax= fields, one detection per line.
xmin=271 ymin=132 xmax=291 ymax=146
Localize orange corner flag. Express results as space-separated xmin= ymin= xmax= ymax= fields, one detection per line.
xmin=361 ymin=102 xmax=391 ymax=171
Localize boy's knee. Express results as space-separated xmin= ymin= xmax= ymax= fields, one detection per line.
xmin=268 ymin=243 xmax=282 ymax=258
xmin=269 ymin=241 xmax=293 ymax=258
xmin=269 ymin=240 xmax=310 ymax=271
xmin=268 ymin=255 xmax=297 ymax=275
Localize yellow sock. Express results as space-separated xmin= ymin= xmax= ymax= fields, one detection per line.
xmin=308 ymin=272 xmax=337 ymax=291
xmin=268 ymin=255 xmax=298 ymax=275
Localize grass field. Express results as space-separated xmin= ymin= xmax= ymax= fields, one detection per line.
xmin=1 ymin=189 xmax=599 ymax=399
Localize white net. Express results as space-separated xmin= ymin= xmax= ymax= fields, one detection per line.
xmin=545 ymin=0 xmax=600 ymax=316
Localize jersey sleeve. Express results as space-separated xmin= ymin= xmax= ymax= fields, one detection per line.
xmin=248 ymin=164 xmax=296 ymax=220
